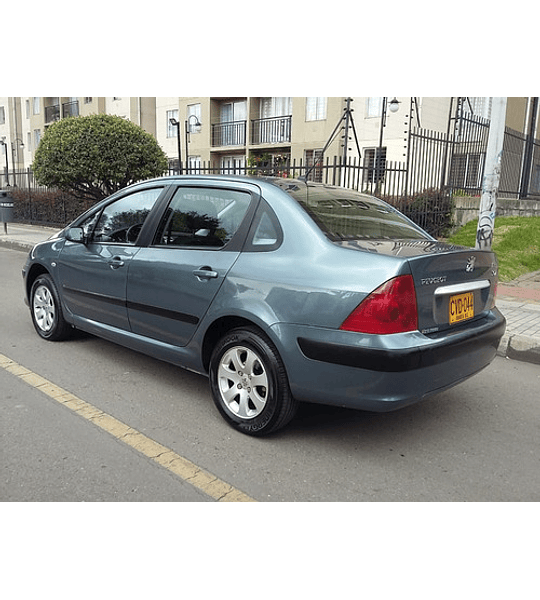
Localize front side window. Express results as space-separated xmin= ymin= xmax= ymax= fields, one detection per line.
xmin=91 ymin=188 xmax=162 ymax=244
xmin=154 ymin=187 xmax=251 ymax=248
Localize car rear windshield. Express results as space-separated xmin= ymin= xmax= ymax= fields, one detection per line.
xmin=274 ymin=180 xmax=430 ymax=241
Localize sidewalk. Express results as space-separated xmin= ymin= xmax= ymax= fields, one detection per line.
xmin=1 ymin=222 xmax=540 ymax=366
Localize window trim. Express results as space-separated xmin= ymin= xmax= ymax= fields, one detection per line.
xmin=149 ymin=184 xmax=260 ymax=253
xmin=305 ymin=97 xmax=327 ymax=121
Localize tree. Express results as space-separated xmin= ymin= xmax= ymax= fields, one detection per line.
xmin=32 ymin=114 xmax=169 ymax=202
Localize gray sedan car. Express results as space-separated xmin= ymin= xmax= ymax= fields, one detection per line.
xmin=23 ymin=176 xmax=506 ymax=435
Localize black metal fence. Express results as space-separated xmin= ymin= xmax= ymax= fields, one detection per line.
xmin=4 ymin=109 xmax=540 ymax=236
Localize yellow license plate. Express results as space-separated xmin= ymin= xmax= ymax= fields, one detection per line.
xmin=449 ymin=292 xmax=474 ymax=324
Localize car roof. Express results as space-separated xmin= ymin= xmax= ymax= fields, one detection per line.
xmin=138 ymin=174 xmax=378 ymax=202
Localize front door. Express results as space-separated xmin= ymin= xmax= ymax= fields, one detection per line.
xmin=127 ymin=184 xmax=253 ymax=347
xmin=58 ymin=187 xmax=164 ymax=330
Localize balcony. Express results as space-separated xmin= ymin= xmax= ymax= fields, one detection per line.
xmin=62 ymin=100 xmax=79 ymax=118
xmin=251 ymin=115 xmax=292 ymax=145
xmin=45 ymin=104 xmax=60 ymax=124
xmin=211 ymin=120 xmax=246 ymax=147
xmin=44 ymin=100 xmax=80 ymax=124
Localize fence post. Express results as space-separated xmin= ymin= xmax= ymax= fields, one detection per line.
xmin=519 ymin=97 xmax=539 ymax=199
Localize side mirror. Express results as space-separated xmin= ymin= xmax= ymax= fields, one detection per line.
xmin=65 ymin=227 xmax=85 ymax=243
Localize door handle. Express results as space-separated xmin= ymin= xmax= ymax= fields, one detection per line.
xmin=193 ymin=266 xmax=218 ymax=280
xmin=108 ymin=256 xmax=125 ymax=269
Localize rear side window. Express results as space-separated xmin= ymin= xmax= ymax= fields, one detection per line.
xmin=279 ymin=182 xmax=430 ymax=241
xmin=153 ymin=187 xmax=251 ymax=248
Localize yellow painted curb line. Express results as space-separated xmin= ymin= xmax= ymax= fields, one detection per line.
xmin=0 ymin=353 xmax=256 ymax=502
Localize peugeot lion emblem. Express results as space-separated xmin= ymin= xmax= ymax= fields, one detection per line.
xmin=465 ymin=256 xmax=476 ymax=273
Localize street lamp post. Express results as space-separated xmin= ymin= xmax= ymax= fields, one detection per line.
xmin=11 ymin=138 xmax=25 ymax=181
xmin=169 ymin=118 xmax=182 ymax=175
xmin=0 ymin=139 xmax=10 ymax=187
xmin=185 ymin=114 xmax=202 ymax=175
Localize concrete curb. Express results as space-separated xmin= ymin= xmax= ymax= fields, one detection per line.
xmin=0 ymin=238 xmax=34 ymax=253
xmin=497 ymin=333 xmax=540 ymax=365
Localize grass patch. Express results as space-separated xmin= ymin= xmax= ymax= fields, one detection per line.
xmin=447 ymin=216 xmax=540 ymax=282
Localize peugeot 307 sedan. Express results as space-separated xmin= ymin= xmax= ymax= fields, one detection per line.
xmin=23 ymin=175 xmax=506 ymax=435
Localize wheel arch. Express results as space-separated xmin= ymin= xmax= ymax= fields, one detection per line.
xmin=25 ymin=263 xmax=52 ymax=301
xmin=201 ymin=315 xmax=277 ymax=374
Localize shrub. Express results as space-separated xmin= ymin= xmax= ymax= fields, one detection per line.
xmin=32 ymin=114 xmax=168 ymax=202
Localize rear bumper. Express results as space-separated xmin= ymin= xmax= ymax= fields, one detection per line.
xmin=297 ymin=313 xmax=506 ymax=373
xmin=272 ymin=309 xmax=506 ymax=412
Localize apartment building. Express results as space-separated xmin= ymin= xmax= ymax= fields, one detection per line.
xmin=2 ymin=96 xmax=537 ymax=182
xmin=0 ymin=97 xmax=157 ymax=178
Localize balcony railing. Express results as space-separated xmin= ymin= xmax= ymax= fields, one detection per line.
xmin=211 ymin=120 xmax=246 ymax=147
xmin=62 ymin=100 xmax=79 ymax=118
xmin=251 ymin=115 xmax=292 ymax=145
xmin=44 ymin=101 xmax=80 ymax=124
xmin=45 ymin=104 xmax=60 ymax=123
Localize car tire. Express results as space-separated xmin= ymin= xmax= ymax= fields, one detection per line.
xmin=209 ymin=327 xmax=298 ymax=436
xmin=30 ymin=274 xmax=72 ymax=341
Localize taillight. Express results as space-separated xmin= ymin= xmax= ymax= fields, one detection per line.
xmin=340 ymin=275 xmax=418 ymax=334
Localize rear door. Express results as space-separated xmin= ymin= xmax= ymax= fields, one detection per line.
xmin=126 ymin=183 xmax=256 ymax=347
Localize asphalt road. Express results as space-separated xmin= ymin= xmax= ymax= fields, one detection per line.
xmin=1 ymin=246 xmax=540 ymax=502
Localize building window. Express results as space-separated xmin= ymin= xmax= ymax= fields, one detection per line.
xmin=366 ymin=98 xmax=383 ymax=118
xmin=261 ymin=97 xmax=292 ymax=118
xmin=26 ymin=99 xmax=30 ymax=118
xmin=27 ymin=132 xmax=32 ymax=151
xmin=33 ymin=97 xmax=40 ymax=115
xmin=220 ymin=155 xmax=245 ymax=174
xmin=305 ymin=149 xmax=324 ymax=182
xmin=84 ymin=97 xmax=93 ymax=104
xmin=0 ymin=106 xmax=4 ymax=124
xmin=463 ymin=97 xmax=492 ymax=120
xmin=449 ymin=153 xmax=484 ymax=189
xmin=363 ymin=147 xmax=387 ymax=184
xmin=186 ymin=155 xmax=201 ymax=174
xmin=187 ymin=104 xmax=201 ymax=133
xmin=34 ymin=129 xmax=41 ymax=148
xmin=306 ymin=97 xmax=326 ymax=121
xmin=167 ymin=110 xmax=178 ymax=138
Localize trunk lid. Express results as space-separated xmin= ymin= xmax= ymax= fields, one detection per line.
xmin=335 ymin=239 xmax=499 ymax=334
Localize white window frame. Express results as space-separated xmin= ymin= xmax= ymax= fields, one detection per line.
xmin=187 ymin=104 xmax=202 ymax=133
xmin=304 ymin=148 xmax=324 ymax=182
xmin=220 ymin=155 xmax=245 ymax=175
xmin=464 ymin=97 xmax=492 ymax=120
xmin=306 ymin=97 xmax=327 ymax=121
xmin=366 ymin=98 xmax=383 ymax=118
xmin=167 ymin=109 xmax=178 ymax=138
xmin=187 ymin=155 xmax=201 ymax=173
